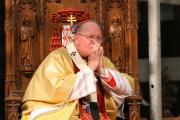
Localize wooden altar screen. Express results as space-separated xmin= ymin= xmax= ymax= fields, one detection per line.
xmin=4 ymin=0 xmax=142 ymax=120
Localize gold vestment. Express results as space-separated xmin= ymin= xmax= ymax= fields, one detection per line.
xmin=22 ymin=47 xmax=134 ymax=120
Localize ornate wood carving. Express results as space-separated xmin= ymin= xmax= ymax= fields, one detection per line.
xmin=19 ymin=15 xmax=34 ymax=76
xmin=104 ymin=0 xmax=126 ymax=72
xmin=125 ymin=0 xmax=139 ymax=89
xmin=5 ymin=0 xmax=39 ymax=119
xmin=18 ymin=0 xmax=37 ymax=12
xmin=16 ymin=0 xmax=38 ymax=88
xmin=5 ymin=91 xmax=24 ymax=120
xmin=4 ymin=0 xmax=141 ymax=120
xmin=127 ymin=96 xmax=142 ymax=120
xmin=109 ymin=16 xmax=125 ymax=71
xmin=51 ymin=8 xmax=91 ymax=23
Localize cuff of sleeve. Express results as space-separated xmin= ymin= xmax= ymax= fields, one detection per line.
xmin=100 ymin=71 xmax=116 ymax=87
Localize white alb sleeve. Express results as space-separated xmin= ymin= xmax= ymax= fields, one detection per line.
xmin=70 ymin=67 xmax=97 ymax=100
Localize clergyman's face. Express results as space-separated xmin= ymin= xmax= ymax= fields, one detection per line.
xmin=74 ymin=22 xmax=102 ymax=58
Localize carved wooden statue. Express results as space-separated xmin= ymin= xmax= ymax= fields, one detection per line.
xmin=109 ymin=16 xmax=124 ymax=71
xmin=20 ymin=15 xmax=34 ymax=74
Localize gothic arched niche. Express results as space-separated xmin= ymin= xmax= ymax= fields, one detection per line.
xmin=109 ymin=16 xmax=125 ymax=71
xmin=16 ymin=0 xmax=38 ymax=90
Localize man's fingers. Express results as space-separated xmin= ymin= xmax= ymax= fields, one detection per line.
xmin=99 ymin=47 xmax=103 ymax=55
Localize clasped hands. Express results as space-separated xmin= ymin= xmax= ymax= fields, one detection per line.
xmin=88 ymin=42 xmax=115 ymax=88
xmin=87 ymin=42 xmax=111 ymax=80
xmin=88 ymin=42 xmax=104 ymax=74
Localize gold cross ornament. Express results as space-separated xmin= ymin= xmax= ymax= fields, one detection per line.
xmin=67 ymin=15 xmax=77 ymax=26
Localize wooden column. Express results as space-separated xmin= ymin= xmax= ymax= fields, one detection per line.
xmin=5 ymin=0 xmax=19 ymax=119
xmin=126 ymin=0 xmax=142 ymax=119
xmin=126 ymin=0 xmax=139 ymax=95
xmin=5 ymin=0 xmax=16 ymax=97
xmin=39 ymin=0 xmax=46 ymax=62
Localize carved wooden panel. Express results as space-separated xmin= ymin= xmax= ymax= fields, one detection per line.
xmin=5 ymin=0 xmax=141 ymax=120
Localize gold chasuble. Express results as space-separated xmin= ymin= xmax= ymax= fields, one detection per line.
xmin=21 ymin=47 xmax=134 ymax=120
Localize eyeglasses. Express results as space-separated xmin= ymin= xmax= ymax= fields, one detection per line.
xmin=77 ymin=33 xmax=103 ymax=44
